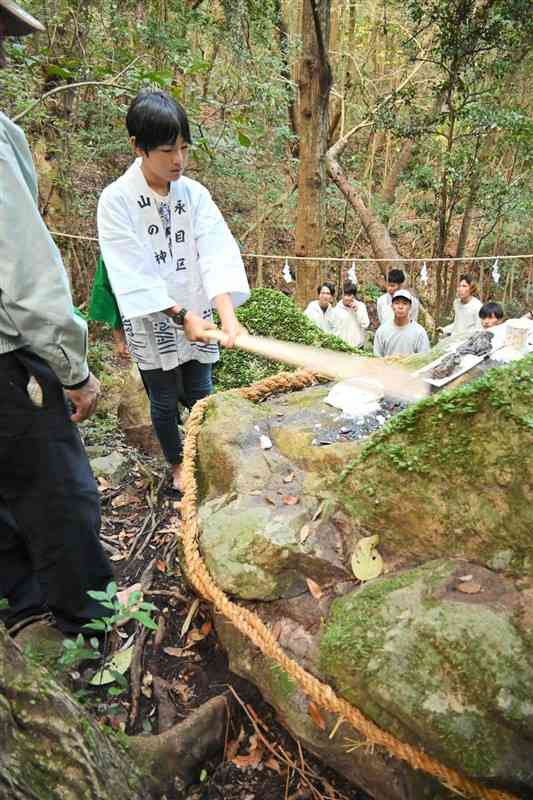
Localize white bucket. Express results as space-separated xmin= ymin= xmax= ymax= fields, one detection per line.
xmin=505 ymin=318 xmax=531 ymax=353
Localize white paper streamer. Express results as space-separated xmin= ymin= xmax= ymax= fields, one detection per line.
xmin=282 ymin=257 xmax=293 ymax=284
xmin=420 ymin=261 xmax=428 ymax=286
xmin=348 ymin=260 xmax=357 ymax=284
xmin=492 ymin=257 xmax=501 ymax=285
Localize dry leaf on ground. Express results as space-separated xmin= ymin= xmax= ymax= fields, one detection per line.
xmin=283 ymin=472 xmax=295 ymax=483
xmin=299 ymin=524 xmax=311 ymax=543
xmin=282 ymin=495 xmax=299 ymax=506
xmin=306 ymin=577 xmax=323 ymax=600
xmin=457 ymin=582 xmax=482 ymax=594
xmin=308 ymin=701 xmax=327 ymax=731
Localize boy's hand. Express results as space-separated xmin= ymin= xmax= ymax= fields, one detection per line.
xmin=67 ymin=372 xmax=101 ymax=422
xmin=219 ymin=318 xmax=246 ymax=348
xmin=183 ymin=312 xmax=217 ymax=343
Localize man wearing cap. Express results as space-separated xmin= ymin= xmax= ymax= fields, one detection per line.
xmin=373 ymin=290 xmax=430 ymax=357
xmin=0 ymin=1 xmax=116 ymax=640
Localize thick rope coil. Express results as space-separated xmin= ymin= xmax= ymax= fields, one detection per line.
xmin=179 ymin=371 xmax=519 ymax=800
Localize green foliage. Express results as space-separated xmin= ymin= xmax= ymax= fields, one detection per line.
xmin=213 ymin=288 xmax=358 ymax=390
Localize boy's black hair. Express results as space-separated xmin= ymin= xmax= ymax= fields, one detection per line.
xmin=317 ymin=282 xmax=336 ymax=297
xmin=126 ymin=90 xmax=192 ymax=153
xmin=387 ymin=269 xmax=405 ymax=285
xmin=459 ymin=273 xmax=474 ymax=285
xmin=342 ymin=280 xmax=358 ymax=297
xmin=479 ymin=301 xmax=504 ymax=320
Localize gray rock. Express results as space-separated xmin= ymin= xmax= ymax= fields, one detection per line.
xmin=90 ymin=452 xmax=128 ymax=484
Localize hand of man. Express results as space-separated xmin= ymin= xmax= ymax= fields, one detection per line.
xmin=66 ymin=372 xmax=101 ymax=423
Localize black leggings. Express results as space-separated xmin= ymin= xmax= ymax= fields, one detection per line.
xmin=0 ymin=349 xmax=114 ymax=634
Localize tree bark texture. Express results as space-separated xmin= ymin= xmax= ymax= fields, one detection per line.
xmin=294 ymin=0 xmax=332 ymax=307
xmin=0 ymin=626 xmax=230 ymax=800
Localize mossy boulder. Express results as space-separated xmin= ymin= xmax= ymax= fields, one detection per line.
xmin=197 ymin=355 xmax=533 ymax=799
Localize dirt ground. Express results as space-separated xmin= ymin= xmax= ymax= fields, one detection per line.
xmin=78 ymin=355 xmax=369 ymax=800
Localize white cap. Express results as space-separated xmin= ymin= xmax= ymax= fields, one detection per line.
xmin=392 ymin=289 xmax=412 ymax=304
xmin=0 ymin=0 xmax=45 ymax=36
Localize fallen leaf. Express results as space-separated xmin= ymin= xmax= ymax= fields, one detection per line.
xmin=306 ymin=577 xmax=323 ymax=600
xmin=186 ymin=626 xmax=210 ymax=645
xmin=299 ymin=524 xmax=311 ymax=543
xmin=283 ymin=472 xmax=295 ymax=484
xmin=264 ymin=496 xmax=277 ymax=506
xmin=111 ymin=493 xmax=139 ymax=509
xmin=458 ymin=574 xmax=473 ymax=582
xmin=457 ymin=582 xmax=482 ymax=594
xmin=282 ymin=495 xmax=299 ymax=506
xmin=200 ymin=620 xmax=212 ymax=636
xmin=265 ymin=756 xmax=282 ymax=774
xmin=308 ymin=701 xmax=326 ymax=731
xmin=155 ymin=559 xmax=167 ymax=573
xmin=232 ymin=752 xmax=263 ymax=769
xmin=110 ymin=553 xmax=126 ymax=562
xmin=271 ymin=620 xmax=282 ymax=641
xmin=90 ymin=646 xmax=133 ymax=686
xmin=163 ymin=647 xmax=185 ymax=658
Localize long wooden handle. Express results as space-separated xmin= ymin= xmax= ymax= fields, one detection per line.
xmin=206 ymin=330 xmax=429 ymax=401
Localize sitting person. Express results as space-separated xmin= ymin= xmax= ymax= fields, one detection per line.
xmin=304 ymin=282 xmax=336 ymax=333
xmin=374 ymin=290 xmax=430 ymax=357
xmin=441 ymin=274 xmax=482 ymax=337
xmin=479 ymin=301 xmax=504 ymax=329
xmin=377 ymin=269 xmax=420 ymax=324
xmin=330 ymin=280 xmax=369 ymax=348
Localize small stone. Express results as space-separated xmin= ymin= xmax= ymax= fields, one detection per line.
xmin=90 ymin=452 xmax=128 ymax=485
xmin=259 ymin=435 xmax=273 ymax=449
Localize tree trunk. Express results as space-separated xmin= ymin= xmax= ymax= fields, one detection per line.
xmin=0 ymin=626 xmax=230 ymax=800
xmin=326 ymin=149 xmax=400 ymax=275
xmin=294 ymin=0 xmax=332 ymax=307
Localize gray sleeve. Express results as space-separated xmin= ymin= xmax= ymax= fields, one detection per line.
xmin=415 ymin=327 xmax=431 ymax=353
xmin=373 ymin=328 xmax=385 ymax=357
xmin=0 ymin=140 xmax=89 ymax=387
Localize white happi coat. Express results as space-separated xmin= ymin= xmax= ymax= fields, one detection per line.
xmin=97 ymin=160 xmax=249 ymax=370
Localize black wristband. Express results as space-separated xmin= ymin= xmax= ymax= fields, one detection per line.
xmin=63 ymin=373 xmax=90 ymax=391
xmin=174 ymin=307 xmax=189 ymax=327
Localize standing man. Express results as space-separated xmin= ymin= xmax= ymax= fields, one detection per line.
xmin=0 ymin=1 xmax=116 ymax=640
xmin=304 ymin=282 xmax=337 ymax=333
xmin=330 ymin=280 xmax=370 ymax=348
xmin=377 ymin=269 xmax=420 ymax=325
xmin=374 ymin=290 xmax=430 ymax=357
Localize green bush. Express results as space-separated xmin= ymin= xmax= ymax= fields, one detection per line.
xmin=213 ymin=288 xmax=358 ymax=391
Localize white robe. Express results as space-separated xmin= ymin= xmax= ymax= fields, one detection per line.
xmin=304 ymin=300 xmax=336 ymax=334
xmin=97 ymin=160 xmax=249 ymax=370
xmin=330 ymin=301 xmax=369 ymax=348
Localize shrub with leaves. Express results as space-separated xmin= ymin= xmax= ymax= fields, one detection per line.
xmin=214 ymin=288 xmax=358 ymax=391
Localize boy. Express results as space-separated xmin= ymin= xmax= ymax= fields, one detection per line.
xmin=479 ymin=301 xmax=504 ymax=329
xmin=377 ymin=269 xmax=420 ymax=324
xmin=374 ymin=290 xmax=430 ymax=357
xmin=330 ymin=280 xmax=369 ymax=348
xmin=97 ymin=90 xmax=250 ymax=492
xmin=304 ymin=282 xmax=336 ymax=333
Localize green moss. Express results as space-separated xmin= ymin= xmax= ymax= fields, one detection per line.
xmin=270 ymin=662 xmax=298 ymax=701
xmin=213 ymin=288 xmax=359 ymax=390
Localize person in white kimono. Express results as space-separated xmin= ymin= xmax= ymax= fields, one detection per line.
xmin=98 ymin=91 xmax=250 ymax=492
xmin=330 ymin=281 xmax=369 ymax=348
xmin=304 ymin=282 xmax=336 ymax=333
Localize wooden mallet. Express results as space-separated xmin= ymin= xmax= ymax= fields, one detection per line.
xmin=206 ymin=330 xmax=429 ymax=401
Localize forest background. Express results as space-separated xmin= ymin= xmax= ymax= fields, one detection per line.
xmin=1 ymin=0 xmax=532 ymax=326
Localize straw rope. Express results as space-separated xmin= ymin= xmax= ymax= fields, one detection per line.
xmin=179 ymin=369 xmax=518 ymax=800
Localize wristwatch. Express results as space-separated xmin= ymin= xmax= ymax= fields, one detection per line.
xmin=173 ymin=307 xmax=189 ymax=327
